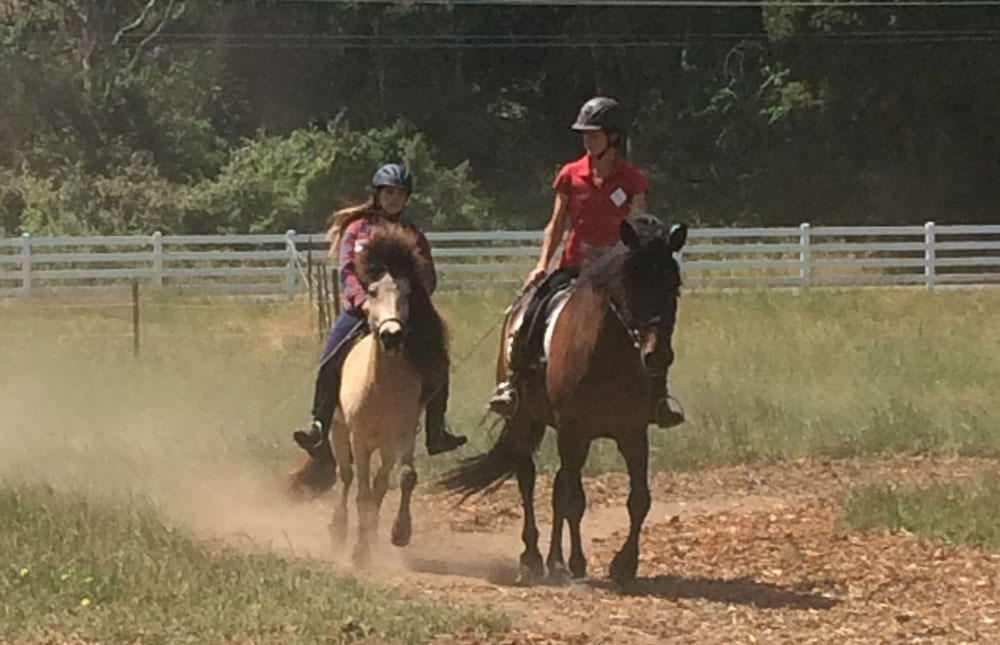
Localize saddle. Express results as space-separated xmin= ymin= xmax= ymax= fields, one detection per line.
xmin=508 ymin=268 xmax=578 ymax=376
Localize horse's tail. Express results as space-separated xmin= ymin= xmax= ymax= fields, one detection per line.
xmin=439 ymin=417 xmax=544 ymax=499
xmin=286 ymin=444 xmax=336 ymax=500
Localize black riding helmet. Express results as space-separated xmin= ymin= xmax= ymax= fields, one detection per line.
xmin=571 ymin=97 xmax=625 ymax=137
xmin=371 ymin=163 xmax=413 ymax=194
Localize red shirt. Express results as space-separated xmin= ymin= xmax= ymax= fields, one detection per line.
xmin=553 ymin=155 xmax=650 ymax=269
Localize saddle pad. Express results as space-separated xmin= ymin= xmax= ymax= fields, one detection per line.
xmin=542 ymin=289 xmax=573 ymax=362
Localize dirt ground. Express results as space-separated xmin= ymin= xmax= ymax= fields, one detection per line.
xmin=175 ymin=453 xmax=1000 ymax=645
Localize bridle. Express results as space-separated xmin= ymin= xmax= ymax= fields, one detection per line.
xmin=606 ymin=297 xmax=667 ymax=351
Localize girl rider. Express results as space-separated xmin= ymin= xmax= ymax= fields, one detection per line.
xmin=292 ymin=163 xmax=467 ymax=462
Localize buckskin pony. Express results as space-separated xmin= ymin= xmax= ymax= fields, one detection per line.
xmin=292 ymin=221 xmax=449 ymax=565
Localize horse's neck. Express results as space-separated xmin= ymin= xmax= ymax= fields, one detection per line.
xmin=575 ymin=285 xmax=640 ymax=366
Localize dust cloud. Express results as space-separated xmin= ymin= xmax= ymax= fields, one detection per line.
xmin=0 ymin=340 xmax=518 ymax=581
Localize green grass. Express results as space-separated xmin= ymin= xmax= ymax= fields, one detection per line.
xmin=842 ymin=476 xmax=1000 ymax=552
xmin=440 ymin=286 xmax=1000 ymax=475
xmin=0 ymin=484 xmax=506 ymax=644
xmin=2 ymin=286 xmax=999 ymax=483
xmin=1 ymin=286 xmax=997 ymax=640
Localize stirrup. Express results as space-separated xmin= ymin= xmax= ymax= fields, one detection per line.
xmin=293 ymin=420 xmax=327 ymax=452
xmin=488 ymin=381 xmax=519 ymax=419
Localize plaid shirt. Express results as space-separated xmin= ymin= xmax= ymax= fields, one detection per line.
xmin=339 ymin=215 xmax=437 ymax=311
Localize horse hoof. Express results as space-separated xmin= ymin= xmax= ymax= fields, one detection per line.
xmin=391 ymin=521 xmax=412 ymax=548
xmin=547 ymin=562 xmax=571 ymax=586
xmin=329 ymin=517 xmax=348 ymax=545
xmin=352 ymin=551 xmax=371 ymax=568
xmin=516 ymin=552 xmax=544 ymax=585
xmin=515 ymin=564 xmax=541 ymax=586
xmin=352 ymin=543 xmax=372 ymax=568
xmin=569 ymin=555 xmax=588 ymax=580
xmin=609 ymin=550 xmax=638 ymax=586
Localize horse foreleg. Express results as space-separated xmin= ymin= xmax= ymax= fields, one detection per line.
xmin=370 ymin=445 xmax=396 ymax=539
xmin=562 ymin=436 xmax=591 ymax=580
xmin=547 ymin=432 xmax=588 ymax=582
xmin=352 ymin=447 xmax=374 ymax=567
xmin=391 ymin=430 xmax=418 ymax=548
xmin=516 ymin=451 xmax=543 ymax=583
xmin=330 ymin=421 xmax=353 ymax=545
xmin=609 ymin=430 xmax=650 ymax=585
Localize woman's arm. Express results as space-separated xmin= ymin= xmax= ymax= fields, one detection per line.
xmin=523 ymin=192 xmax=569 ymax=290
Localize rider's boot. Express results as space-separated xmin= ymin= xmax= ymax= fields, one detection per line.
xmin=293 ymin=419 xmax=329 ymax=455
xmin=650 ymin=372 xmax=685 ymax=429
xmin=424 ymin=380 xmax=467 ymax=455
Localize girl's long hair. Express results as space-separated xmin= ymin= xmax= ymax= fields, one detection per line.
xmin=325 ymin=195 xmax=385 ymax=260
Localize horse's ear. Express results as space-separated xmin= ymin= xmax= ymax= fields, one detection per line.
xmin=666 ymin=223 xmax=688 ymax=253
xmin=620 ymin=219 xmax=641 ymax=250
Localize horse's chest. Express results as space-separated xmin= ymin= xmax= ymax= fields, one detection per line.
xmin=340 ymin=340 xmax=422 ymax=430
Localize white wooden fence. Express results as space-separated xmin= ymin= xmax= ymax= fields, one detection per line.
xmin=2 ymin=222 xmax=999 ymax=297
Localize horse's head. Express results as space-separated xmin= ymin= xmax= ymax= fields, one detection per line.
xmin=365 ymin=270 xmax=411 ymax=354
xmin=356 ymin=221 xmax=436 ymax=357
xmin=618 ymin=215 xmax=687 ymax=373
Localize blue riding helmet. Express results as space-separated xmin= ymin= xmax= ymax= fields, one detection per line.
xmin=371 ymin=163 xmax=413 ymax=194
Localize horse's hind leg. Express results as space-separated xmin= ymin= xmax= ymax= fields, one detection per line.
xmin=391 ymin=431 xmax=418 ymax=548
xmin=609 ymin=430 xmax=650 ymax=585
xmin=330 ymin=422 xmax=353 ymax=545
xmin=516 ymin=453 xmax=543 ymax=583
xmin=547 ymin=431 xmax=590 ymax=582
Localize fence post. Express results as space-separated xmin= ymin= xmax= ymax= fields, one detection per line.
xmin=285 ymin=229 xmax=297 ymax=297
xmin=675 ymin=247 xmax=685 ymax=290
xmin=924 ymin=221 xmax=936 ymax=292
xmin=151 ymin=231 xmax=164 ymax=288
xmin=799 ymin=222 xmax=811 ymax=291
xmin=20 ymin=232 xmax=32 ymax=295
xmin=131 ymin=280 xmax=141 ymax=358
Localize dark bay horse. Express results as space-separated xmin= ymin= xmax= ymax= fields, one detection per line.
xmin=291 ymin=221 xmax=449 ymax=565
xmin=442 ymin=215 xmax=687 ymax=584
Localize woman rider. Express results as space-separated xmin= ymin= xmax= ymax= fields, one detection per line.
xmin=488 ymin=97 xmax=685 ymax=429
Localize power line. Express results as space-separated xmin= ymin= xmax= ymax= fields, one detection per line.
xmin=109 ymin=30 xmax=1000 ymax=48
xmin=268 ymin=0 xmax=1000 ymax=7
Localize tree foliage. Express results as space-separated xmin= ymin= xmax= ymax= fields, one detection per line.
xmin=1 ymin=0 xmax=998 ymax=236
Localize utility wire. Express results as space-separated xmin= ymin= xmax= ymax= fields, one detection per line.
xmin=109 ymin=30 xmax=1000 ymax=48
xmin=268 ymin=0 xmax=1000 ymax=8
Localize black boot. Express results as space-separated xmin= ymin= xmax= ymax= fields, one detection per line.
xmin=426 ymin=420 xmax=467 ymax=455
xmin=292 ymin=328 xmax=358 ymax=458
xmin=293 ymin=419 xmax=328 ymax=455
xmin=424 ymin=380 xmax=467 ymax=455
xmin=653 ymin=397 xmax=686 ymax=429
xmin=650 ymin=373 xmax=685 ymax=429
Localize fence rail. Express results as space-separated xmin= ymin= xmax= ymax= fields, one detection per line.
xmin=2 ymin=222 xmax=1000 ymax=297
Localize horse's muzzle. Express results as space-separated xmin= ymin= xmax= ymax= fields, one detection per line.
xmin=377 ymin=319 xmax=405 ymax=354
xmin=638 ymin=329 xmax=667 ymax=374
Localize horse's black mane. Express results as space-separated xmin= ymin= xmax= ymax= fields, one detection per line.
xmin=355 ymin=221 xmax=449 ymax=384
xmin=578 ymin=214 xmax=679 ymax=309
